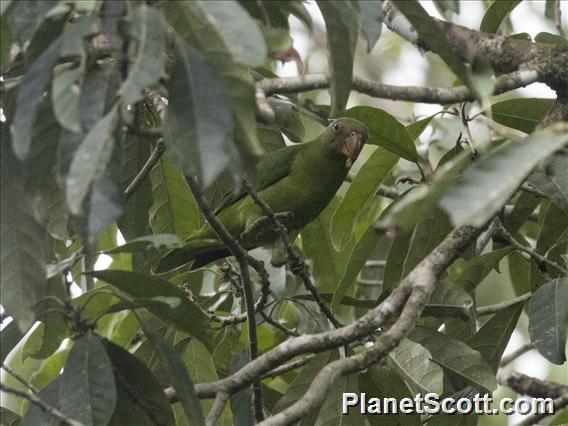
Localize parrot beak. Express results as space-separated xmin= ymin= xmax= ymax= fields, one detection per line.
xmin=341 ymin=132 xmax=363 ymax=168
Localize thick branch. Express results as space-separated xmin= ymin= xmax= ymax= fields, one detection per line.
xmin=497 ymin=370 xmax=568 ymax=399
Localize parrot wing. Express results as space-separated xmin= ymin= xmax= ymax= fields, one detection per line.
xmin=214 ymin=143 xmax=305 ymax=214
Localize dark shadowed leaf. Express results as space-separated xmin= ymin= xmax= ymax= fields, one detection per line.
xmin=490 ymin=98 xmax=554 ymax=133
xmin=58 ymin=332 xmax=116 ymax=426
xmin=439 ymin=126 xmax=568 ymax=227
xmin=120 ymin=4 xmax=166 ymax=104
xmin=1 ymin=127 xmax=46 ymax=331
xmin=317 ymin=0 xmax=359 ymax=116
xmin=163 ymin=39 xmax=236 ymax=187
xmin=529 ymin=278 xmax=567 ymax=364
xmin=346 ymin=106 xmax=419 ymax=162
xmin=357 ymin=0 xmax=383 ymax=53
xmin=201 ymin=0 xmax=267 ymax=67
xmin=87 ymin=270 xmax=211 ymax=347
xmin=0 ymin=321 xmax=24 ymax=364
xmin=424 ymin=279 xmax=473 ymax=319
xmin=52 ymin=67 xmax=83 ymax=133
xmin=528 ymin=152 xmax=568 ymax=212
xmin=480 ymin=0 xmax=522 ymax=34
xmin=19 ymin=377 xmax=62 ymax=426
xmin=468 ymin=300 xmax=524 ymax=371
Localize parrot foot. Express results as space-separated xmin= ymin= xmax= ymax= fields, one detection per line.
xmin=240 ymin=212 xmax=295 ymax=240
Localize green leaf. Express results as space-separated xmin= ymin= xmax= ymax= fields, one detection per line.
xmin=52 ymin=67 xmax=83 ymax=133
xmin=504 ymin=191 xmax=541 ymax=235
xmin=317 ymin=0 xmax=359 ymax=116
xmin=393 ymin=1 xmax=474 ymax=96
xmin=409 ymin=327 xmax=497 ymax=393
xmin=106 ymin=234 xmax=185 ymax=254
xmin=87 ymin=270 xmax=212 ymax=347
xmin=528 ymin=152 xmax=568 ymax=212
xmin=387 ymin=338 xmax=444 ymax=395
xmin=10 ymin=0 xmax=58 ymax=46
xmin=331 ymin=147 xmax=397 ymax=251
xmin=164 ymin=39 xmax=237 ymax=187
xmin=424 ymin=279 xmax=474 ymax=319
xmin=454 ymin=247 xmax=512 ymax=293
xmin=10 ymin=35 xmax=62 ymax=159
xmin=383 ymin=231 xmax=412 ymax=292
xmin=150 ymin=153 xmax=201 ymax=237
xmin=480 ymin=0 xmax=522 ymax=34
xmin=357 ymin=0 xmax=383 ymax=53
xmin=183 ymin=339 xmax=220 ymax=416
xmin=66 ymin=107 xmax=119 ymax=215
xmin=490 ymin=98 xmax=555 ymax=134
xmin=433 ymin=0 xmax=460 ymax=14
xmin=58 ymin=332 xmax=117 ymax=426
xmin=19 ymin=376 xmax=63 ymax=426
xmin=345 ymin=106 xmax=419 ymax=163
xmin=535 ymin=31 xmax=568 ymax=46
xmin=359 ymin=365 xmax=421 ymax=425
xmin=406 ymin=115 xmax=435 ymax=141
xmin=103 ymin=339 xmax=175 ymax=426
xmin=528 ymin=277 xmax=567 ymax=364
xmin=120 ymin=4 xmax=166 ymax=104
xmin=164 ymin=1 xmax=263 ymax=163
xmin=0 ymin=321 xmax=23 ymax=363
xmin=439 ymin=126 xmax=568 ymax=227
xmin=1 ymin=127 xmax=47 ymax=331
xmin=136 ymin=315 xmax=205 ymax=426
xmin=315 ymin=373 xmax=364 ymax=425
xmin=200 ymin=0 xmax=267 ymax=67
xmin=468 ymin=300 xmax=524 ymax=371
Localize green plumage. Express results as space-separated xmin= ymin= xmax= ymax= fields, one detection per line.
xmin=154 ymin=118 xmax=368 ymax=272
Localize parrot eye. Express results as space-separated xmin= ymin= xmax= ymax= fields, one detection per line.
xmin=333 ymin=122 xmax=341 ymax=132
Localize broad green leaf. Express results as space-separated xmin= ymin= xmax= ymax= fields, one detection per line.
xmin=409 ymin=327 xmax=497 ymax=393
xmin=183 ymin=339 xmax=219 ymax=416
xmin=528 ymin=277 xmax=567 ymax=364
xmin=66 ymin=107 xmax=118 ymax=215
xmin=454 ymin=247 xmax=512 ymax=293
xmin=164 ymin=1 xmax=263 ymax=163
xmin=480 ymin=0 xmax=522 ymax=34
xmin=358 ymin=365 xmax=421 ymax=426
xmin=424 ymin=279 xmax=473 ymax=319
xmin=331 ymin=147 xmax=397 ymax=251
xmin=58 ymin=332 xmax=116 ymax=426
xmin=103 ymin=339 xmax=175 ymax=426
xmin=383 ymin=231 xmax=412 ymax=292
xmin=106 ymin=234 xmax=185 ymax=254
xmin=1 ymin=128 xmax=46 ymax=331
xmin=150 ymin=153 xmax=201 ymax=237
xmin=433 ymin=0 xmax=460 ymax=14
xmin=508 ymin=251 xmax=532 ymax=297
xmin=468 ymin=300 xmax=524 ymax=371
xmin=163 ymin=39 xmax=237 ymax=187
xmin=345 ymin=106 xmax=419 ymax=163
xmin=528 ymin=152 xmax=568 ymax=212
xmin=393 ymin=1 xmax=474 ymax=96
xmin=120 ymin=4 xmax=166 ymax=104
xmin=0 ymin=321 xmax=23 ymax=364
xmin=490 ymin=98 xmax=554 ymax=134
xmin=387 ymin=338 xmax=444 ymax=395
xmin=19 ymin=376 xmax=63 ymax=426
xmin=317 ymin=0 xmax=359 ymax=116
xmin=52 ymin=67 xmax=83 ymax=133
xmin=315 ymin=373 xmax=364 ymax=425
xmin=87 ymin=270 xmax=212 ymax=347
xmin=229 ymin=353 xmax=253 ymax=426
xmin=406 ymin=115 xmax=435 ymax=141
xmin=10 ymin=0 xmax=58 ymax=46
xmin=439 ymin=126 xmax=568 ymax=227
xmin=201 ymin=0 xmax=267 ymax=67
xmin=357 ymin=0 xmax=383 ymax=53
xmin=10 ymin=36 xmax=62 ymax=159
xmin=135 ymin=316 xmax=205 ymax=426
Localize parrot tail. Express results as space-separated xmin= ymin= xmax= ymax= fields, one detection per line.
xmin=152 ymin=238 xmax=231 ymax=273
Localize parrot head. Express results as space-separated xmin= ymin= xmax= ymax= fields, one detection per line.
xmin=328 ymin=118 xmax=368 ymax=168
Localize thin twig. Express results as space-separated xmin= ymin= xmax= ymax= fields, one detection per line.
xmin=184 ymin=175 xmax=265 ymax=423
xmin=124 ymin=139 xmax=165 ymax=199
xmin=205 ymin=391 xmax=229 ymax=426
xmin=262 ymin=355 xmax=315 ymax=380
xmin=0 ymin=384 xmax=87 ymax=426
xmin=477 ymin=293 xmax=530 ymax=316
xmin=499 ymin=343 xmax=534 ymax=367
xmin=243 ymin=180 xmax=343 ymax=329
xmin=260 ymin=310 xmax=299 ymax=337
xmin=2 ymin=364 xmax=38 ymax=394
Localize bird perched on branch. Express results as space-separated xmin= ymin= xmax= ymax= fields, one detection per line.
xmin=153 ymin=118 xmax=368 ymax=273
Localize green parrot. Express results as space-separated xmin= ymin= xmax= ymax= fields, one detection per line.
xmin=153 ymin=118 xmax=368 ymax=273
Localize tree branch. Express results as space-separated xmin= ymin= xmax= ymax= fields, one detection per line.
xmin=205 ymin=391 xmax=229 ymax=426
xmin=497 ymin=370 xmax=568 ymax=399
xmin=500 ymin=343 xmax=534 ymax=367
xmin=124 ymin=138 xmax=165 ymax=199
xmin=476 ymin=293 xmax=530 ymax=316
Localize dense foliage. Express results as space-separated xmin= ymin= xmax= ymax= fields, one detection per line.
xmin=0 ymin=1 xmax=566 ymax=425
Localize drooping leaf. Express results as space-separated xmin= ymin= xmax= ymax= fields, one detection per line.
xmin=86 ymin=270 xmax=211 ymax=347
xmin=454 ymin=247 xmax=512 ymax=293
xmin=345 ymin=106 xmax=420 ymax=163
xmin=317 ymin=0 xmax=359 ymax=116
xmin=201 ymin=0 xmax=267 ymax=67
xmin=58 ymin=332 xmax=117 ymax=426
xmin=480 ymin=0 xmax=522 ymax=34
xmin=468 ymin=300 xmax=524 ymax=371
xmin=0 ymin=127 xmax=46 ymax=331
xmin=103 ymin=339 xmax=175 ymax=426
xmin=357 ymin=0 xmax=383 ymax=53
xmin=409 ymin=327 xmax=497 ymax=393
xmin=120 ymin=4 xmax=166 ymax=104
xmin=163 ymin=39 xmax=236 ymax=187
xmin=439 ymin=126 xmax=568 ymax=227
xmin=490 ymin=98 xmax=555 ymax=134
xmin=331 ymin=147 xmax=398 ymax=251
xmin=528 ymin=277 xmax=567 ymax=364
